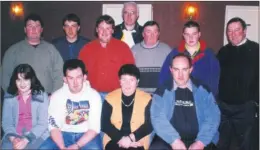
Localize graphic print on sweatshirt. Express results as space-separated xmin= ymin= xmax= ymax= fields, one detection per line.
xmin=65 ymin=99 xmax=90 ymax=125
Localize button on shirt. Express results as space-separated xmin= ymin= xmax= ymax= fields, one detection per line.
xmin=16 ymin=95 xmax=33 ymax=135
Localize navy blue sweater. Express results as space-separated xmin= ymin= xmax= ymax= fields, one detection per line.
xmin=159 ymin=40 xmax=220 ymax=96
xmin=52 ymin=36 xmax=90 ymax=61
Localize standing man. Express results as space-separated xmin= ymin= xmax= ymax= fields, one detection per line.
xmin=113 ymin=2 xmax=143 ymax=48
xmin=217 ymin=17 xmax=259 ymax=150
xmin=52 ymin=13 xmax=90 ymax=61
xmin=150 ymin=53 xmax=220 ymax=150
xmin=79 ymin=15 xmax=135 ymax=101
xmin=132 ymin=21 xmax=171 ymax=93
xmin=2 ymin=13 xmax=63 ymax=95
xmin=159 ymin=21 xmax=220 ymax=96
xmin=39 ymin=59 xmax=102 ymax=149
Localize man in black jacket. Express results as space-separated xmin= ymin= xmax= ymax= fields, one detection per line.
xmin=113 ymin=2 xmax=143 ymax=48
xmin=217 ymin=17 xmax=259 ymax=150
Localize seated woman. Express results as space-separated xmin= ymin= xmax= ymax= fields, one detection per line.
xmin=101 ymin=64 xmax=153 ymax=150
xmin=1 ymin=64 xmax=49 ymax=149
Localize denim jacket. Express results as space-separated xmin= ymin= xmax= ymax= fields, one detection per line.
xmin=150 ymin=79 xmax=220 ymax=146
xmin=1 ymin=91 xmax=49 ymax=142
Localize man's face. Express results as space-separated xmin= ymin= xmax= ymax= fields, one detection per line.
xmin=122 ymin=4 xmax=138 ymax=26
xmin=183 ymin=27 xmax=201 ymax=47
xmin=64 ymin=67 xmax=86 ymax=94
xmin=96 ymin=21 xmax=114 ymax=43
xmin=170 ymin=56 xmax=193 ymax=88
xmin=142 ymin=25 xmax=160 ymax=45
xmin=63 ymin=20 xmax=80 ymax=40
xmin=227 ymin=21 xmax=246 ymax=46
xmin=24 ymin=20 xmax=43 ymax=41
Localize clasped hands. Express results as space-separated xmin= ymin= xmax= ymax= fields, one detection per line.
xmin=117 ymin=133 xmax=142 ymax=149
xmin=171 ymin=139 xmax=205 ymax=150
xmin=9 ymin=136 xmax=29 ymax=150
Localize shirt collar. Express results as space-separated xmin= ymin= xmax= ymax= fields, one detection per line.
xmin=236 ymin=38 xmax=247 ymax=46
xmin=173 ymin=79 xmax=192 ymax=92
xmin=140 ymin=40 xmax=160 ymax=49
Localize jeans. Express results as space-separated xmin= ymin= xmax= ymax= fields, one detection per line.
xmin=39 ymin=131 xmax=102 ymax=150
xmin=99 ymin=92 xmax=108 ymax=103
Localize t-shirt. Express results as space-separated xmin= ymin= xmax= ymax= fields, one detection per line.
xmin=171 ymin=87 xmax=199 ymax=141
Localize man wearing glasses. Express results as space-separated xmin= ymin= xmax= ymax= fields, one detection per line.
xmin=113 ymin=2 xmax=143 ymax=48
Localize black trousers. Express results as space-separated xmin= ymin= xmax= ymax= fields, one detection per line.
xmin=149 ymin=135 xmax=217 ymax=150
xmin=216 ymin=101 xmax=257 ymax=150
xmin=105 ymin=140 xmax=145 ymax=150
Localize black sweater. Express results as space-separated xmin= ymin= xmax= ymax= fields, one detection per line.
xmin=217 ymin=40 xmax=259 ymax=105
xmin=101 ymin=92 xmax=153 ymax=142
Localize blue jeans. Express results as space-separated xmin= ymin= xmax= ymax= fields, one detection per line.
xmin=99 ymin=92 xmax=108 ymax=103
xmin=39 ymin=131 xmax=102 ymax=150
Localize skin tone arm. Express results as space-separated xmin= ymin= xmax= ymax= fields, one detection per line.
xmin=67 ymin=130 xmax=98 ymax=149
xmin=50 ymin=129 xmax=66 ymax=149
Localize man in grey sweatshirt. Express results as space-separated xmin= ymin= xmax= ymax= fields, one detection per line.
xmin=2 ymin=13 xmax=64 ymax=94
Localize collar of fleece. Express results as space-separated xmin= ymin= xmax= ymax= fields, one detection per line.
xmin=178 ymin=40 xmax=207 ymax=64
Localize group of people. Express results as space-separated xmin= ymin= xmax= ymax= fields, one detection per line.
xmin=1 ymin=1 xmax=259 ymax=150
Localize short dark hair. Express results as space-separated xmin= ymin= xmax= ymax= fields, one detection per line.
xmin=7 ymin=64 xmax=44 ymax=95
xmin=143 ymin=20 xmax=160 ymax=32
xmin=118 ymin=64 xmax=140 ymax=80
xmin=24 ymin=13 xmax=44 ymax=27
xmin=183 ymin=20 xmax=200 ymax=32
xmin=94 ymin=15 xmax=115 ymax=37
xmin=62 ymin=13 xmax=80 ymax=26
xmin=227 ymin=17 xmax=247 ymax=30
xmin=63 ymin=59 xmax=87 ymax=76
xmin=170 ymin=53 xmax=192 ymax=68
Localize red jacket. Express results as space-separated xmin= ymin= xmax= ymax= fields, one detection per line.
xmin=79 ymin=38 xmax=135 ymax=92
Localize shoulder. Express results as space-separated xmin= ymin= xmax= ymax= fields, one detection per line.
xmin=78 ymin=36 xmax=91 ymax=43
xmin=114 ymin=23 xmax=123 ymax=31
xmin=50 ymin=85 xmax=65 ymax=101
xmin=4 ymin=40 xmax=25 ymax=55
xmin=51 ymin=36 xmax=65 ymax=44
xmin=247 ymin=39 xmax=259 ymax=50
xmin=136 ymin=89 xmax=151 ymax=101
xmin=112 ymin=38 xmax=131 ymax=49
xmin=131 ymin=43 xmax=142 ymax=50
xmin=191 ymin=78 xmax=211 ymax=94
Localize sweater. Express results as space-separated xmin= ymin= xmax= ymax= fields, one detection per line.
xmin=217 ymin=39 xmax=259 ymax=104
xmin=2 ymin=39 xmax=64 ymax=94
xmin=132 ymin=41 xmax=172 ymax=93
xmin=48 ymin=81 xmax=102 ymax=133
xmin=159 ymin=40 xmax=220 ymax=96
xmin=79 ymin=38 xmax=135 ymax=92
xmin=52 ymin=36 xmax=90 ymax=61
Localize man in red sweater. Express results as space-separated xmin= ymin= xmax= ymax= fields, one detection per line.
xmin=79 ymin=15 xmax=135 ymax=101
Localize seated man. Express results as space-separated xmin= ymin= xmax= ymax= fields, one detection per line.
xmin=150 ymin=54 xmax=220 ymax=150
xmin=39 ymin=59 xmax=102 ymax=149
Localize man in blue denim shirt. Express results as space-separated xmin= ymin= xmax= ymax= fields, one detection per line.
xmin=150 ymin=53 xmax=220 ymax=150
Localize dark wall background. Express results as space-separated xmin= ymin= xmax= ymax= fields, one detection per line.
xmin=1 ymin=1 xmax=259 ymax=60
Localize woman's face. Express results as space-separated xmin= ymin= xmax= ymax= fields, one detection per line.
xmin=120 ymin=74 xmax=138 ymax=96
xmin=16 ymin=73 xmax=31 ymax=94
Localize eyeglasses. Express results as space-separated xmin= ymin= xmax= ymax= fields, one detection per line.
xmin=123 ymin=11 xmax=136 ymax=15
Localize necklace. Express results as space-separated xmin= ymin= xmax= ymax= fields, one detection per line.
xmin=121 ymin=98 xmax=135 ymax=107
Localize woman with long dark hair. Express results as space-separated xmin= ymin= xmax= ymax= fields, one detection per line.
xmin=1 ymin=64 xmax=49 ymax=149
